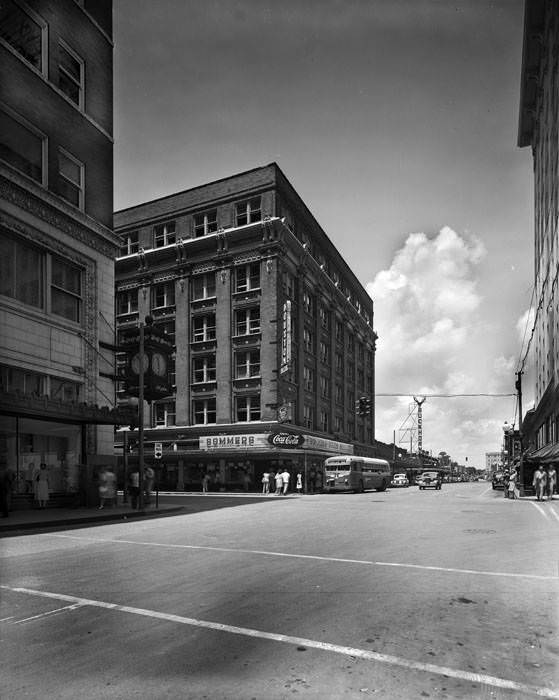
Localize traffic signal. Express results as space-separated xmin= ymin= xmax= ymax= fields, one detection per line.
xmin=356 ymin=396 xmax=372 ymax=416
xmin=154 ymin=442 xmax=163 ymax=459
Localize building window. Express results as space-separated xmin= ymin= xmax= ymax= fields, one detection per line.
xmin=193 ymin=398 xmax=216 ymax=425
xmin=319 ymin=305 xmax=330 ymax=330
xmin=51 ymin=257 xmax=82 ymax=323
xmin=357 ymin=342 xmax=364 ymax=362
xmin=236 ymin=197 xmax=261 ymax=226
xmin=0 ymin=107 xmax=45 ymax=183
xmin=236 ymin=395 xmax=261 ymax=422
xmin=335 ymin=320 xmax=344 ymax=344
xmin=303 ymin=327 xmax=314 ymax=353
xmin=235 ymin=262 xmax=260 ymax=292
xmin=50 ymin=377 xmax=81 ymax=402
xmin=116 ymin=289 xmax=138 ymax=316
xmin=335 ymin=352 xmax=343 ymax=374
xmin=58 ymin=41 xmax=84 ymax=107
xmin=347 ymin=333 xmax=355 ymax=353
xmin=194 ymin=210 xmax=217 ymax=237
xmin=303 ymin=290 xmax=315 ymax=316
xmin=335 ymin=384 xmax=343 ymax=405
xmin=303 ymin=366 xmax=314 ymax=392
xmin=0 ymin=232 xmax=44 ymax=308
xmin=320 ymin=375 xmax=330 ymax=399
xmin=319 ymin=341 xmax=330 ymax=365
xmin=192 ymin=314 xmax=216 ymax=342
xmin=191 ymin=273 xmax=216 ymax=300
xmin=334 ymin=415 xmax=343 ymax=433
xmin=152 ymin=282 xmax=175 ymax=309
xmin=0 ymin=0 xmax=46 ymax=72
xmin=320 ymin=410 xmax=329 ymax=433
xmin=357 ymin=369 xmax=364 ymax=388
xmin=192 ymin=356 xmax=216 ymax=383
xmin=119 ymin=231 xmax=139 ymax=257
xmin=0 ymin=364 xmax=45 ymax=395
xmin=154 ymin=221 xmax=176 ymax=247
xmin=303 ymin=404 xmax=314 ymax=429
xmin=154 ymin=402 xmax=176 ymax=427
xmin=347 ymin=362 xmax=355 ymax=381
xmin=235 ymin=350 xmax=260 ymax=378
xmin=234 ymin=307 xmax=260 ymax=335
xmin=57 ymin=149 xmax=84 ymax=209
xmin=285 ymin=272 xmax=296 ymax=299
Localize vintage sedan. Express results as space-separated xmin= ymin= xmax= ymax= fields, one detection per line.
xmin=417 ymin=471 xmax=442 ymax=490
xmin=390 ymin=473 xmax=409 ymax=488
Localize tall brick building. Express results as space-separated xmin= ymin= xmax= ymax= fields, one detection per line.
xmin=518 ymin=0 xmax=559 ymax=470
xmin=0 ymin=0 xmax=124 ymax=505
xmin=115 ymin=163 xmax=379 ymax=491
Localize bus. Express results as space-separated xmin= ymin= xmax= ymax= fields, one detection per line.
xmin=323 ymin=456 xmax=391 ymax=493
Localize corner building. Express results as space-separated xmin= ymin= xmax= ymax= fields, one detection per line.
xmin=518 ymin=0 xmax=559 ymax=469
xmin=0 ymin=0 xmax=122 ymax=506
xmin=115 ymin=163 xmax=378 ymax=491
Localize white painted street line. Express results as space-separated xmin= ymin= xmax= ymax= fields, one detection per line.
xmin=530 ymin=501 xmax=550 ymax=520
xmin=46 ymin=534 xmax=559 ymax=581
xmin=13 ymin=603 xmax=83 ymax=625
xmin=0 ymin=616 xmax=15 ymax=622
xmin=549 ymin=506 xmax=559 ymax=523
xmin=1 ymin=584 xmax=557 ymax=699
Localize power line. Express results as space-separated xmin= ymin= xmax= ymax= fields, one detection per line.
xmin=377 ymin=393 xmax=515 ymax=397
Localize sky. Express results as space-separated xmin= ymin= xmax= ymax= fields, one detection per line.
xmin=113 ymin=0 xmax=535 ymax=469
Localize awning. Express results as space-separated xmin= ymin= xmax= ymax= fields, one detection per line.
xmin=524 ymin=443 xmax=559 ymax=463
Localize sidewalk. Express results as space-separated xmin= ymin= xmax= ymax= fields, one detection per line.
xmin=0 ymin=500 xmax=185 ymax=535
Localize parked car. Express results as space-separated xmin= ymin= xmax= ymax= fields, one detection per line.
xmin=417 ymin=471 xmax=442 ymax=490
xmin=391 ymin=474 xmax=409 ymax=488
xmin=492 ymin=471 xmax=505 ymax=489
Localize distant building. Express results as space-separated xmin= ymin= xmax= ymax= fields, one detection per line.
xmin=0 ymin=0 xmax=124 ymax=505
xmin=518 ymin=0 xmax=559 ymax=465
xmin=114 ymin=163 xmax=378 ymax=491
xmin=485 ymin=452 xmax=501 ymax=474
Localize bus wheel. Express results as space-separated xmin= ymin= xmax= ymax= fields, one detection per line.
xmin=376 ymin=480 xmax=387 ymax=492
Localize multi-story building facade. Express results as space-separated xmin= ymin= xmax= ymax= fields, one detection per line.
xmin=0 ymin=0 xmax=125 ymax=505
xmin=485 ymin=452 xmax=502 ymax=475
xmin=518 ymin=0 xmax=559 ymax=469
xmin=114 ymin=163 xmax=379 ymax=491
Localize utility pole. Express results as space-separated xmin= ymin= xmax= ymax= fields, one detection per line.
xmin=138 ymin=321 xmax=145 ymax=513
xmin=515 ymin=371 xmax=523 ymax=433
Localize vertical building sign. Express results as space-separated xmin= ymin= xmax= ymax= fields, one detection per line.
xmin=280 ymin=300 xmax=292 ymax=374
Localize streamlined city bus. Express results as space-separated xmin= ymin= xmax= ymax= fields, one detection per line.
xmin=324 ymin=455 xmax=391 ymax=493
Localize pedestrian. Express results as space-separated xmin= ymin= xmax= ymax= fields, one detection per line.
xmin=35 ymin=462 xmax=49 ymax=509
xmin=261 ymin=470 xmax=270 ymax=494
xmin=202 ymin=472 xmax=210 ymax=494
xmin=104 ymin=466 xmax=116 ymax=507
xmin=0 ymin=465 xmax=14 ymax=517
xmin=532 ymin=465 xmax=545 ymax=501
xmin=144 ymin=465 xmax=155 ymax=504
xmin=98 ymin=466 xmax=108 ymax=509
xmin=502 ymin=469 xmax=510 ymax=498
xmin=507 ymin=468 xmax=517 ymax=500
xmin=296 ymin=471 xmax=303 ymax=494
xmin=545 ymin=465 xmax=557 ymax=500
xmin=274 ymin=470 xmax=283 ymax=495
xmin=281 ymin=468 xmax=290 ymax=495
xmin=25 ymin=461 xmax=36 ymax=495
xmin=129 ymin=468 xmax=140 ymax=509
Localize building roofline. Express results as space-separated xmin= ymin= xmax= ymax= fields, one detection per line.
xmin=518 ymin=0 xmax=545 ymax=148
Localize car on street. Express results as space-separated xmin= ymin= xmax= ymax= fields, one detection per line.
xmin=391 ymin=473 xmax=409 ymax=488
xmin=417 ymin=471 xmax=442 ymax=490
xmin=492 ymin=471 xmax=505 ymax=489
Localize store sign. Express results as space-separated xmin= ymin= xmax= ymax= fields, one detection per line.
xmin=302 ymin=435 xmax=354 ymax=455
xmin=280 ymin=300 xmax=292 ymax=374
xmin=200 ymin=434 xmax=270 ymax=450
xmin=268 ymin=433 xmax=304 ymax=448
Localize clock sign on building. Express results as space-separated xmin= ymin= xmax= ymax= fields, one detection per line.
xmin=122 ymin=321 xmax=173 ymax=402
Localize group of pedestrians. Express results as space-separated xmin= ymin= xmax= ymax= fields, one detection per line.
xmin=261 ymin=470 xmax=303 ymax=495
xmin=532 ymin=464 xmax=557 ymax=501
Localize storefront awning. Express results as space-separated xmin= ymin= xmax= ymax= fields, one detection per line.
xmin=0 ymin=391 xmax=135 ymax=425
xmin=524 ymin=443 xmax=559 ymax=463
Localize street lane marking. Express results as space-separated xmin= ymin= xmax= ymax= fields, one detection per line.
xmin=550 ymin=507 xmax=559 ymax=523
xmin=13 ymin=603 xmax=83 ymax=625
xmin=1 ymin=584 xmax=557 ymax=699
xmin=530 ymin=502 xmax=550 ymax=520
xmin=45 ymin=534 xmax=559 ymax=581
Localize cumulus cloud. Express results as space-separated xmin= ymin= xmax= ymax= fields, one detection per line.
xmin=367 ymin=226 xmax=516 ymax=467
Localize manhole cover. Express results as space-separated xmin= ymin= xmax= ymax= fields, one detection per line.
xmin=463 ymin=528 xmax=496 ymax=534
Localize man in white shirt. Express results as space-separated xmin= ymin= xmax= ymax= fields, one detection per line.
xmin=281 ymin=469 xmax=290 ymax=495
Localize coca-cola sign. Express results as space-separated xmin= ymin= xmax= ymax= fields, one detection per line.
xmin=268 ymin=433 xmax=304 ymax=448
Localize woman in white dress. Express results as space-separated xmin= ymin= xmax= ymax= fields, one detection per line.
xmin=35 ymin=463 xmax=49 ymax=509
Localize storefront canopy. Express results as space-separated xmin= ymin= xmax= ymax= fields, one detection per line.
xmin=0 ymin=390 xmax=135 ymax=425
xmin=525 ymin=443 xmax=559 ymax=464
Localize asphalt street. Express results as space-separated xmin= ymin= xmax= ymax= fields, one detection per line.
xmin=1 ymin=482 xmax=558 ymax=699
